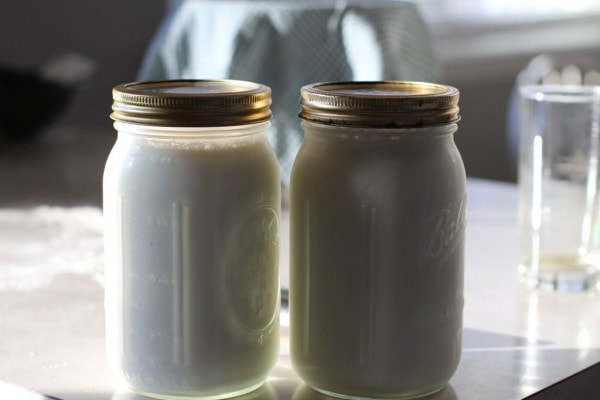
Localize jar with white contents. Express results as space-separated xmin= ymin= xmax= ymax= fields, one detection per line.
xmin=104 ymin=80 xmax=280 ymax=400
xmin=290 ymin=81 xmax=465 ymax=399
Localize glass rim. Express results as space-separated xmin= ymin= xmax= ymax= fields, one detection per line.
xmin=519 ymin=84 xmax=600 ymax=103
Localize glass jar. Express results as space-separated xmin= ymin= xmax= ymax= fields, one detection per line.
xmin=104 ymin=80 xmax=280 ymax=399
xmin=289 ymin=81 xmax=465 ymax=399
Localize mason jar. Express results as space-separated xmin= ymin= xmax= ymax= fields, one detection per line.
xmin=289 ymin=81 xmax=465 ymax=399
xmin=103 ymin=80 xmax=280 ymax=399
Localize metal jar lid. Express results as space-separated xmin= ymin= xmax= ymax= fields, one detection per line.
xmin=300 ymin=81 xmax=460 ymax=128
xmin=111 ymin=79 xmax=272 ymax=127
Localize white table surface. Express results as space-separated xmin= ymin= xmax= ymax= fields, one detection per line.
xmin=0 ymin=178 xmax=598 ymax=400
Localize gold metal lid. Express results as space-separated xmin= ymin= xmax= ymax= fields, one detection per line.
xmin=300 ymin=81 xmax=460 ymax=128
xmin=111 ymin=80 xmax=272 ymax=127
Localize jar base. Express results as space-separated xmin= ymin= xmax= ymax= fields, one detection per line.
xmin=312 ymin=384 xmax=446 ymax=400
xmin=127 ymin=380 xmax=265 ymax=400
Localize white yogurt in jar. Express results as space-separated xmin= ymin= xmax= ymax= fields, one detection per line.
xmin=104 ymin=81 xmax=280 ymax=400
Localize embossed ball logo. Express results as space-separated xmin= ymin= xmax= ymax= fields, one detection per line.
xmin=226 ymin=206 xmax=279 ymax=332
xmin=425 ymin=198 xmax=466 ymax=267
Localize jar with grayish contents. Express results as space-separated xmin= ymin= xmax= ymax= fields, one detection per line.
xmin=290 ymin=81 xmax=465 ymax=399
xmin=104 ymin=80 xmax=280 ymax=400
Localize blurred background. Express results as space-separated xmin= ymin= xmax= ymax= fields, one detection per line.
xmin=0 ymin=0 xmax=599 ymax=207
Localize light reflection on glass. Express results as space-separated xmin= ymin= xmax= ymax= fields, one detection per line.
xmin=529 ymin=135 xmax=544 ymax=278
xmin=581 ymin=95 xmax=600 ymax=261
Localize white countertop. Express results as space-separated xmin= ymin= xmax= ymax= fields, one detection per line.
xmin=0 ymin=178 xmax=598 ymax=399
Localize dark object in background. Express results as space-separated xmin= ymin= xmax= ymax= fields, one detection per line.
xmin=0 ymin=53 xmax=96 ymax=142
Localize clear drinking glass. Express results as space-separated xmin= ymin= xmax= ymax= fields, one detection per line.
xmin=518 ymin=85 xmax=600 ymax=291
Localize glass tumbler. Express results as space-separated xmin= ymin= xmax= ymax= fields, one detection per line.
xmin=518 ymin=85 xmax=600 ymax=291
